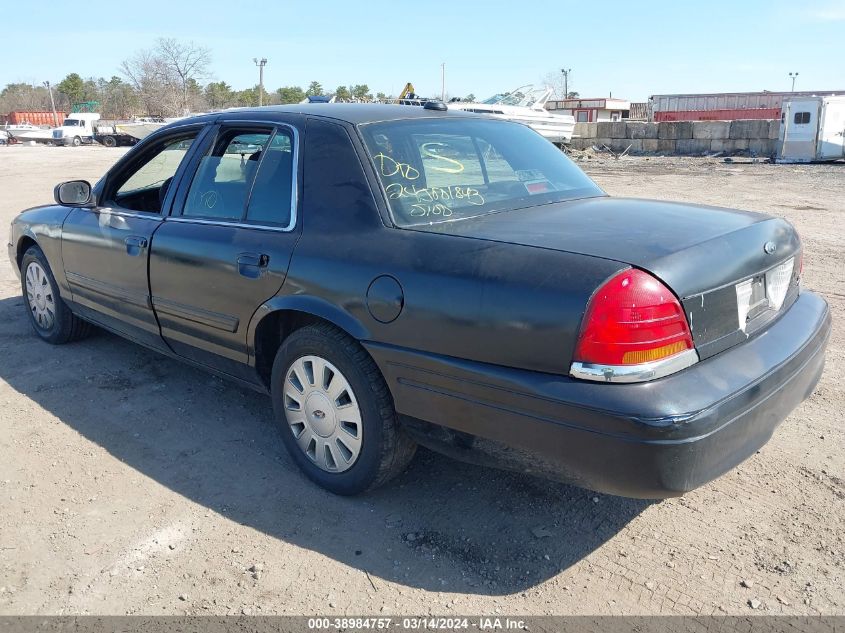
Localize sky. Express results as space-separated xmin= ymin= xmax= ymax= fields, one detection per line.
xmin=1 ymin=0 xmax=843 ymax=102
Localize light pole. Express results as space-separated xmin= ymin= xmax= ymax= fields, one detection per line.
xmin=561 ymin=68 xmax=571 ymax=99
xmin=789 ymin=71 xmax=799 ymax=92
xmin=253 ymin=57 xmax=267 ymax=106
xmin=43 ymin=81 xmax=58 ymax=127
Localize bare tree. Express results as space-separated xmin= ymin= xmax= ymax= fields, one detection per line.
xmin=156 ymin=38 xmax=211 ymax=113
xmin=121 ymin=49 xmax=173 ymax=116
xmin=121 ymin=38 xmax=210 ymax=116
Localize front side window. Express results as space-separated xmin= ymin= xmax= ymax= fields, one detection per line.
xmin=360 ymin=118 xmax=603 ymax=226
xmin=182 ymin=127 xmax=294 ymax=226
xmin=111 ymin=132 xmax=198 ymax=213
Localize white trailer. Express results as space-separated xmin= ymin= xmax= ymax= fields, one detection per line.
xmin=777 ymin=95 xmax=845 ymax=163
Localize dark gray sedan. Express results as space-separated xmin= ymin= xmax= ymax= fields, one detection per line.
xmin=7 ymin=104 xmax=830 ymax=497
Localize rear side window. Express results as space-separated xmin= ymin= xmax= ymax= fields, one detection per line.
xmin=182 ymin=127 xmax=295 ymax=226
xmin=793 ymin=112 xmax=811 ymax=125
xmin=303 ymin=118 xmax=381 ymax=229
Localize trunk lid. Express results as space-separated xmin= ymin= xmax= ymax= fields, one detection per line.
xmin=423 ymin=197 xmax=802 ymax=359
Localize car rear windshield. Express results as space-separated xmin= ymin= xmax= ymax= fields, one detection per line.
xmin=359 ymin=118 xmax=603 ymax=226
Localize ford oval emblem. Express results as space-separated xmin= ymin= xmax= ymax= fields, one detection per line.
xmin=764 ymin=241 xmax=777 ymax=255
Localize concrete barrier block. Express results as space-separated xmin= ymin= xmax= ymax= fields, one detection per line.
xmin=749 ymin=139 xmax=776 ymax=156
xmin=768 ymin=121 xmax=781 ymax=140
xmin=597 ymin=121 xmax=627 ymax=139
xmin=657 ymin=139 xmax=676 ymax=153
xmin=642 ymin=139 xmax=659 ymax=153
xmin=658 ymin=121 xmax=694 ymax=140
xmin=626 ymin=121 xmax=659 ymax=139
xmin=676 ymin=138 xmax=712 ymax=155
xmin=692 ymin=120 xmax=731 ymax=139
xmin=596 ymin=122 xmax=612 ymax=138
xmin=591 ymin=137 xmax=613 ymax=149
xmin=709 ymin=139 xmax=729 ymax=153
xmin=729 ymin=119 xmax=771 ymax=139
xmin=710 ymin=139 xmax=749 ymax=154
xmin=573 ymin=122 xmax=590 ymax=139
xmin=610 ymin=138 xmax=643 ymax=153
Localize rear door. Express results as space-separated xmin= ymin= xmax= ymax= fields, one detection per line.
xmin=60 ymin=125 xmax=206 ymax=349
xmin=818 ymin=100 xmax=845 ymax=159
xmin=779 ymin=99 xmax=820 ymax=161
xmin=148 ymin=119 xmax=301 ymax=378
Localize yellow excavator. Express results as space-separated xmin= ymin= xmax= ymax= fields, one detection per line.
xmin=397 ymin=83 xmax=416 ymax=100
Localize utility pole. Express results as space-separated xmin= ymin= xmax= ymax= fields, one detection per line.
xmin=789 ymin=71 xmax=799 ymax=92
xmin=561 ymin=68 xmax=571 ymax=99
xmin=254 ymin=57 xmax=268 ymax=106
xmin=441 ymin=62 xmax=446 ymax=101
xmin=43 ymin=81 xmax=58 ymax=127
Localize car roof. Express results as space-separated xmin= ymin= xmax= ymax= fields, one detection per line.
xmin=176 ymin=103 xmax=480 ymax=127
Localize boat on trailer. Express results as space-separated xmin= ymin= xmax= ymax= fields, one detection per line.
xmin=447 ymin=85 xmax=575 ymax=144
xmin=4 ymin=122 xmax=55 ymax=142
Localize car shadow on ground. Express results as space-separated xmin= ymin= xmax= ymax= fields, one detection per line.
xmin=0 ymin=295 xmax=651 ymax=596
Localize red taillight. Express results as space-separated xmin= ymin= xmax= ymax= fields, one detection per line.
xmin=574 ymin=269 xmax=694 ymax=366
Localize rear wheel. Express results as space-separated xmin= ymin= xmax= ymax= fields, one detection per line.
xmin=21 ymin=245 xmax=92 ymax=344
xmin=271 ymin=323 xmax=416 ymax=495
xmin=102 ymin=135 xmax=117 ymax=147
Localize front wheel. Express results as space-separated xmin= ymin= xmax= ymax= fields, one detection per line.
xmin=21 ymin=245 xmax=92 ymax=344
xmin=71 ymin=136 xmax=81 ymax=147
xmin=271 ymin=323 xmax=416 ymax=495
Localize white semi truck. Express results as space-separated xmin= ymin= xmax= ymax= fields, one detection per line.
xmin=50 ymin=113 xmax=161 ymax=147
xmin=50 ymin=113 xmax=101 ymax=146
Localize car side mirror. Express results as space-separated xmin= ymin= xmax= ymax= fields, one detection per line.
xmin=54 ymin=180 xmax=92 ymax=206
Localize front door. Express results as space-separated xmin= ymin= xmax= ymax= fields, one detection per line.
xmin=148 ymin=122 xmax=301 ymax=378
xmin=61 ymin=125 xmax=206 ymax=349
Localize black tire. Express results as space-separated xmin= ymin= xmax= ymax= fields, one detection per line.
xmin=71 ymin=136 xmax=81 ymax=147
xmin=271 ymin=323 xmax=416 ymax=495
xmin=102 ymin=135 xmax=117 ymax=148
xmin=20 ymin=245 xmax=92 ymax=344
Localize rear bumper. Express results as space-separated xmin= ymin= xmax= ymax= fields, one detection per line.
xmin=366 ymin=291 xmax=831 ymax=498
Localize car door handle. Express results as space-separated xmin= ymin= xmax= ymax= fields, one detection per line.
xmin=237 ymin=252 xmax=269 ymax=278
xmin=124 ymin=235 xmax=148 ymax=256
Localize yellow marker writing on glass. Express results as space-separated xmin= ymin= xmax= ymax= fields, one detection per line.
xmin=420 ymin=143 xmax=465 ymax=174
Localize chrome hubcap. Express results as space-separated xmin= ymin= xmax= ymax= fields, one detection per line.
xmin=25 ymin=262 xmax=56 ymax=330
xmin=283 ymin=355 xmax=362 ymax=473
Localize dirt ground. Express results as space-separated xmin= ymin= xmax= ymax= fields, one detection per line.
xmin=0 ymin=144 xmax=842 ymax=616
